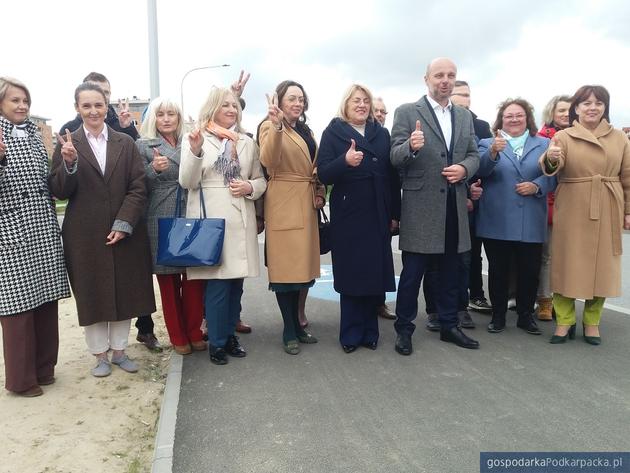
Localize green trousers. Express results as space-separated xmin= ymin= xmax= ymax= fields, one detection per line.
xmin=552 ymin=293 xmax=605 ymax=326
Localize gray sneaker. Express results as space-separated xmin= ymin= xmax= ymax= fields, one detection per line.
xmin=91 ymin=358 xmax=112 ymax=377
xmin=111 ymin=354 xmax=138 ymax=373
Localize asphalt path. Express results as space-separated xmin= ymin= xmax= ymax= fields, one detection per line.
xmin=169 ymin=245 xmax=630 ymax=473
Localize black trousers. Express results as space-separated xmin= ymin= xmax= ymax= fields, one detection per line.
xmin=482 ymin=238 xmax=542 ymax=319
xmin=468 ymin=231 xmax=485 ymax=299
xmin=135 ymin=314 xmax=155 ymax=334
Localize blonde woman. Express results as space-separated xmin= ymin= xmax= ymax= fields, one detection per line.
xmin=179 ymin=87 xmax=266 ymax=365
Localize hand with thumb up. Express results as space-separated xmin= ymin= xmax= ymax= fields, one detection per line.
xmin=410 ymin=119 xmax=425 ymax=151
xmin=546 ymin=135 xmax=563 ymax=164
xmin=345 ymin=139 xmax=364 ymax=167
xmin=490 ymin=129 xmax=507 ymax=158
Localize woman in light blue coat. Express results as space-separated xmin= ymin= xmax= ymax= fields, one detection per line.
xmin=476 ymin=98 xmax=555 ymax=336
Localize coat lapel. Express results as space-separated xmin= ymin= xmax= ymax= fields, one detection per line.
xmin=416 ymin=99 xmax=442 ymax=142
xmin=74 ymin=127 xmax=103 ymax=176
xmin=103 ymin=127 xmax=123 ymax=183
xmin=283 ymin=126 xmax=312 ymax=168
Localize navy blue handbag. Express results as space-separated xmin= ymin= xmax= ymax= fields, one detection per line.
xmin=157 ymin=186 xmax=225 ymax=267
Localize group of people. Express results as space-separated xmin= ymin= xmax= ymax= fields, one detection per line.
xmin=1 ymin=55 xmax=629 ymax=397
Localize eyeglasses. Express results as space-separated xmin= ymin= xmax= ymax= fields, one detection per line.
xmin=374 ymin=109 xmax=388 ymax=115
xmin=285 ymin=95 xmax=305 ymax=104
xmin=502 ymin=114 xmax=526 ymax=121
xmin=451 ymin=93 xmax=470 ymax=98
xmin=351 ymin=98 xmax=371 ymax=105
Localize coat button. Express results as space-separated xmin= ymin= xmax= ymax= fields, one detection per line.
xmin=372 ymin=157 xmax=377 ymax=162
xmin=440 ymin=189 xmax=445 ymax=193
xmin=22 ymin=191 xmax=29 ymax=198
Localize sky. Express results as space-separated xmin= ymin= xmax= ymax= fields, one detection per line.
xmin=4 ymin=0 xmax=630 ymax=139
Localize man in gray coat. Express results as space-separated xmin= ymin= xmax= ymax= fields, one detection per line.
xmin=390 ymin=57 xmax=480 ymax=353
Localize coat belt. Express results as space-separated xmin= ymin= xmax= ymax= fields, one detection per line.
xmin=559 ymin=175 xmax=622 ymax=255
xmin=270 ymin=172 xmax=317 ymax=206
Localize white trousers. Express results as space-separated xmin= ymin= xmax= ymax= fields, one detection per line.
xmin=84 ymin=320 xmax=132 ymax=354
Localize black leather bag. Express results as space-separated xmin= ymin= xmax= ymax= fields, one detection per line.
xmin=318 ymin=208 xmax=331 ymax=255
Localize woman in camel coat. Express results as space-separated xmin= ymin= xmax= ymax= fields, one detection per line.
xmin=541 ymin=85 xmax=630 ymax=345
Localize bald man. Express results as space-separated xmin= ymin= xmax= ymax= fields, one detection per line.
xmin=390 ymin=58 xmax=480 ymax=353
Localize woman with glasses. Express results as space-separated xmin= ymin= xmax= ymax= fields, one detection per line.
xmin=475 ymin=98 xmax=555 ymax=336
xmin=317 ymin=84 xmax=400 ymax=353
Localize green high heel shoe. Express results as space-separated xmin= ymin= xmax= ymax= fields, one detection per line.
xmin=583 ymin=324 xmax=601 ymax=345
xmin=550 ymin=324 xmax=576 ymax=344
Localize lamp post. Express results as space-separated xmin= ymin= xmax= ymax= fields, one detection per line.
xmin=180 ymin=64 xmax=230 ymax=118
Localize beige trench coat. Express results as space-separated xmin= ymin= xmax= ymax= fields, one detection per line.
xmin=258 ymin=121 xmax=325 ymax=283
xmin=540 ymin=120 xmax=630 ymax=298
xmin=179 ymin=131 xmax=266 ymax=280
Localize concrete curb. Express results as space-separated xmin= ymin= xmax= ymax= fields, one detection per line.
xmin=151 ymin=352 xmax=183 ymax=473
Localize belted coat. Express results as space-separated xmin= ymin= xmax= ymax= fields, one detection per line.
xmin=540 ymin=120 xmax=630 ymax=298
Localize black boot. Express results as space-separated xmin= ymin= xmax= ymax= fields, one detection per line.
xmin=517 ymin=312 xmax=542 ymax=335
xmin=487 ymin=313 xmax=506 ymax=333
xmin=224 ymin=335 xmax=247 ymax=357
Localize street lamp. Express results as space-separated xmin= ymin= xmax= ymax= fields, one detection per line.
xmin=180 ymin=64 xmax=230 ymax=117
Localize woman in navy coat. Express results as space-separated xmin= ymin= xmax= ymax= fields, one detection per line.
xmin=476 ymin=98 xmax=555 ymax=336
xmin=317 ymin=84 xmax=400 ymax=352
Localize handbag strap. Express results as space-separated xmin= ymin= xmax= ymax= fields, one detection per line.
xmin=173 ymin=185 xmax=207 ymax=218
xmin=318 ymin=207 xmax=329 ymax=224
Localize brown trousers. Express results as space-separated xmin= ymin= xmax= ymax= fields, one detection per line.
xmin=0 ymin=301 xmax=59 ymax=393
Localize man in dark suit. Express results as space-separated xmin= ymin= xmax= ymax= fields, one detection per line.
xmin=390 ymin=58 xmax=480 ymax=353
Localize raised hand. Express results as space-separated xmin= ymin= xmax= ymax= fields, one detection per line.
xmin=0 ymin=129 xmax=6 ymax=159
xmin=441 ymin=164 xmax=466 ymax=183
xmin=117 ymin=98 xmax=133 ymax=128
xmin=55 ymin=129 xmax=78 ymax=164
xmin=547 ymin=136 xmax=563 ymax=164
xmin=151 ymin=147 xmax=169 ymax=173
xmin=470 ymin=179 xmax=483 ymax=200
xmin=266 ymin=92 xmax=284 ymax=128
xmin=230 ymin=70 xmax=251 ymax=98
xmin=490 ymin=129 xmax=507 ymax=157
xmin=188 ymin=128 xmax=203 ymax=157
xmin=345 ymin=139 xmax=364 ymax=167
xmin=410 ymin=120 xmax=425 ymax=151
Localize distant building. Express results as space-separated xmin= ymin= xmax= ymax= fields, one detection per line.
xmin=30 ymin=115 xmax=54 ymax=158
xmin=113 ymin=96 xmax=150 ymax=130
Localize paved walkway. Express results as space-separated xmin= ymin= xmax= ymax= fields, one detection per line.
xmin=154 ymin=250 xmax=630 ymax=473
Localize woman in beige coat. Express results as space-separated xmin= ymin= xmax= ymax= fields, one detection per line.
xmin=541 ymin=85 xmax=630 ymax=345
xmin=179 ymin=87 xmax=266 ymax=365
xmin=258 ymin=80 xmax=326 ymax=355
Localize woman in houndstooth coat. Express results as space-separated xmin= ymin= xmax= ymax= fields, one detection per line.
xmin=0 ymin=77 xmax=70 ymax=397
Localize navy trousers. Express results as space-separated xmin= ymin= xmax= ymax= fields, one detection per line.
xmin=339 ymin=294 xmax=381 ymax=346
xmin=423 ymin=250 xmax=471 ymax=314
xmin=204 ymin=278 xmax=244 ymax=347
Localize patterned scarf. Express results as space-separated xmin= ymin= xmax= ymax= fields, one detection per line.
xmin=206 ymin=120 xmax=241 ymax=184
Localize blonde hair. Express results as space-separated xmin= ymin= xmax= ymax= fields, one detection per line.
xmin=541 ymin=95 xmax=571 ymax=127
xmin=198 ymin=87 xmax=243 ymax=133
xmin=337 ymin=84 xmax=375 ymax=123
xmin=140 ymin=97 xmax=183 ymax=139
xmin=0 ymin=76 xmax=31 ymax=109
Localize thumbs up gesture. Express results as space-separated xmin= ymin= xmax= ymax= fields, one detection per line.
xmin=0 ymin=129 xmax=6 ymax=159
xmin=345 ymin=139 xmax=364 ymax=167
xmin=151 ymin=147 xmax=169 ymax=173
xmin=490 ymin=129 xmax=507 ymax=157
xmin=410 ymin=120 xmax=425 ymax=151
xmin=547 ymin=135 xmax=563 ymax=164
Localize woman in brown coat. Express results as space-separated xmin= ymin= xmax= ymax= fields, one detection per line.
xmin=258 ymin=80 xmax=326 ymax=355
xmin=50 ymin=83 xmax=156 ymax=376
xmin=541 ymin=85 xmax=630 ymax=345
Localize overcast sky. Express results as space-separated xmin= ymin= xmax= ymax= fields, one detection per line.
xmin=4 ymin=0 xmax=630 ymax=138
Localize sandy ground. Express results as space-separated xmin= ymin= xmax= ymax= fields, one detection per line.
xmin=0 ymin=283 xmax=171 ymax=473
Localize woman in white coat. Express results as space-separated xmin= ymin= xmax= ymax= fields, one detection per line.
xmin=179 ymin=87 xmax=266 ymax=365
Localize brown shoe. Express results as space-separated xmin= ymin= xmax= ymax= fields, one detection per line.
xmin=236 ymin=320 xmax=252 ymax=334
xmin=191 ymin=341 xmax=208 ymax=351
xmin=537 ymin=298 xmax=553 ymax=321
xmin=173 ymin=344 xmax=192 ymax=355
xmin=15 ymin=385 xmax=44 ymax=397
xmin=377 ymin=304 xmax=396 ymax=320
xmin=37 ymin=376 xmax=55 ymax=386
xmin=137 ymin=333 xmax=163 ymax=352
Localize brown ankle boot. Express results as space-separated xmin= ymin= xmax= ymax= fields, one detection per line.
xmin=536 ymin=297 xmax=553 ymax=321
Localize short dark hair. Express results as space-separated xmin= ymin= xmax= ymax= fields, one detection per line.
xmin=569 ymin=85 xmax=610 ymax=124
xmin=492 ymin=98 xmax=538 ymax=137
xmin=74 ymin=82 xmax=107 ymax=104
xmin=454 ymin=80 xmax=469 ymax=87
xmin=82 ymin=72 xmax=109 ymax=84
